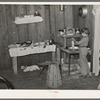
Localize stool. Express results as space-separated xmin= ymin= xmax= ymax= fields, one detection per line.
xmin=37 ymin=61 xmax=52 ymax=77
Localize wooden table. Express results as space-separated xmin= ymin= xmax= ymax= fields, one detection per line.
xmin=59 ymin=34 xmax=81 ymax=63
xmin=9 ymin=44 xmax=56 ymax=75
xmin=58 ymin=46 xmax=79 ymax=76
xmin=58 ymin=46 xmax=91 ymax=76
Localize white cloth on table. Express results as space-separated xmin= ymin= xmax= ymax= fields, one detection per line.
xmin=9 ymin=45 xmax=56 ymax=57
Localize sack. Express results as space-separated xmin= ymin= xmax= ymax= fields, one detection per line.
xmin=46 ymin=63 xmax=62 ymax=88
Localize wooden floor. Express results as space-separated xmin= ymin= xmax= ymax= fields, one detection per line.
xmin=0 ymin=68 xmax=100 ymax=89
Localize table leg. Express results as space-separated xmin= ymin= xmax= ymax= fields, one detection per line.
xmin=12 ymin=57 xmax=17 ymax=75
xmin=52 ymin=52 xmax=56 ymax=63
xmin=64 ymin=37 xmax=67 ymax=63
xmin=56 ymin=48 xmax=61 ymax=64
xmin=68 ymin=54 xmax=71 ymax=76
xmin=60 ymin=50 xmax=63 ymax=78
xmin=56 ymin=48 xmax=62 ymax=78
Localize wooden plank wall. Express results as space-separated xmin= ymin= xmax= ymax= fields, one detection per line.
xmin=73 ymin=5 xmax=93 ymax=48
xmin=0 ymin=5 xmax=74 ymax=70
xmin=50 ymin=5 xmax=73 ymax=45
xmin=73 ymin=5 xmax=93 ymax=71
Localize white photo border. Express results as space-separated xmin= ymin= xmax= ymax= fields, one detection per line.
xmin=0 ymin=1 xmax=100 ymax=99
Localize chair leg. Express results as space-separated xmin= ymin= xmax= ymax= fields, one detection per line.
xmin=68 ymin=54 xmax=71 ymax=76
xmin=59 ymin=64 xmax=62 ymax=79
xmin=39 ymin=66 xmax=47 ymax=77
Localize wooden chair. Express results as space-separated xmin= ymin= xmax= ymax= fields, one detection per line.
xmin=0 ymin=77 xmax=14 ymax=89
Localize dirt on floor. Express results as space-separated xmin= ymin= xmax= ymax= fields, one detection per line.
xmin=0 ymin=67 xmax=100 ymax=90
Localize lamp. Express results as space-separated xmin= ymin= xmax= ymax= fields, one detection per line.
xmin=34 ymin=11 xmax=41 ymax=16
xmin=60 ymin=5 xmax=64 ymax=11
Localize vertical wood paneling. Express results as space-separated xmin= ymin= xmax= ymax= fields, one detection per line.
xmin=44 ymin=5 xmax=51 ymax=40
xmin=64 ymin=5 xmax=73 ymax=27
xmin=55 ymin=5 xmax=64 ymax=43
xmin=36 ymin=5 xmax=45 ymax=42
xmin=5 ymin=5 xmax=12 ymax=45
xmin=11 ymin=5 xmax=19 ymax=44
xmin=0 ymin=6 xmax=3 ymax=48
xmin=16 ymin=5 xmax=28 ymax=43
xmin=26 ymin=5 xmax=38 ymax=42
xmin=55 ymin=5 xmax=64 ymax=32
xmin=53 ymin=5 xmax=73 ymax=45
xmin=0 ymin=5 xmax=12 ymax=69
xmin=0 ymin=5 xmax=4 ymax=68
xmin=73 ymin=5 xmax=79 ymax=28
xmin=85 ymin=6 xmax=93 ymax=48
xmin=50 ymin=5 xmax=56 ymax=40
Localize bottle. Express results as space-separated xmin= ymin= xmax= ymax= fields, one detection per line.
xmin=72 ymin=40 xmax=75 ymax=49
xmin=61 ymin=58 xmax=64 ymax=64
xmin=49 ymin=40 xmax=52 ymax=45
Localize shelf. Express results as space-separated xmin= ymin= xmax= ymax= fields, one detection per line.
xmin=60 ymin=33 xmax=82 ymax=38
xmin=14 ymin=15 xmax=43 ymax=24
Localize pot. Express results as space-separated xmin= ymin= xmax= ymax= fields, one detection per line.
xmin=79 ymin=5 xmax=88 ymax=18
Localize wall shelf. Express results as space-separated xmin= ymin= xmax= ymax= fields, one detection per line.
xmin=14 ymin=15 xmax=43 ymax=24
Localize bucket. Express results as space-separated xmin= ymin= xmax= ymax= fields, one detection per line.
xmin=46 ymin=63 xmax=62 ymax=88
